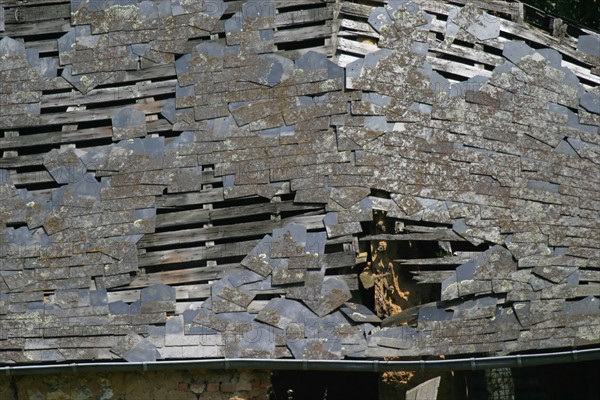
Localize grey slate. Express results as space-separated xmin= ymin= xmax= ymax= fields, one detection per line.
xmin=303 ymin=277 xmax=352 ymax=317
xmin=502 ymin=41 xmax=535 ymax=64
xmin=577 ymin=35 xmax=600 ymax=57
xmin=340 ymin=303 xmax=382 ymax=324
xmin=368 ymin=7 xmax=393 ymax=33
xmin=580 ymin=92 xmax=600 ymax=114
xmin=141 ymin=284 xmax=176 ymax=303
xmin=255 ymin=298 xmax=307 ymax=330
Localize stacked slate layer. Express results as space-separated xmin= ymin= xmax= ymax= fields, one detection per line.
xmin=0 ymin=0 xmax=599 ymax=364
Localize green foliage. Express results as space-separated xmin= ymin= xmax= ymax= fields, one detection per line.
xmin=521 ymin=0 xmax=600 ymax=30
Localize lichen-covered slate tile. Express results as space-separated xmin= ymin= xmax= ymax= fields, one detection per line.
xmin=227 ymin=268 xmax=264 ymax=288
xmin=240 ymin=234 xmax=274 ymax=276
xmin=255 ymin=298 xmax=307 ymax=330
xmin=192 ymin=308 xmax=229 ymax=332
xmin=223 ymin=322 xmax=276 ymax=358
xmin=110 ymin=332 xmax=143 ymax=358
xmin=340 ymin=302 xmax=382 ymax=324
xmin=368 ymin=326 xmax=417 ymax=350
xmin=452 ymin=297 xmax=497 ymax=320
xmin=271 ymin=223 xmax=307 ymax=258
xmin=271 ymin=259 xmax=306 ymax=286
xmin=111 ymin=107 xmax=147 ymax=141
xmin=303 ymin=277 xmax=352 ymax=317
xmin=287 ymin=338 xmax=342 ymax=360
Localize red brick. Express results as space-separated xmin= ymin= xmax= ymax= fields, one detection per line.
xmin=220 ymin=383 xmax=235 ymax=392
xmin=206 ymin=383 xmax=220 ymax=392
xmin=250 ymin=379 xmax=261 ymax=388
xmin=259 ymin=378 xmax=271 ymax=388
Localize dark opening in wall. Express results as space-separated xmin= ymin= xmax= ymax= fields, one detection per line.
xmin=359 ymin=203 xmax=492 ymax=319
xmin=277 ymin=37 xmax=326 ymax=52
xmin=271 ymin=370 xmax=379 ymax=400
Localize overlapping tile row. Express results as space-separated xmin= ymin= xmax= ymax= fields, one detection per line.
xmin=1 ymin=0 xmax=600 ymax=365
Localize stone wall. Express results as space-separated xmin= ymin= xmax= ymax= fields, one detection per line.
xmin=0 ymin=369 xmax=270 ymax=400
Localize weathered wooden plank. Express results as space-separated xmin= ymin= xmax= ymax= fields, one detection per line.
xmin=576 ymin=284 xmax=600 ymax=297
xmin=428 ymin=57 xmax=493 ymax=79
xmin=395 ymin=256 xmax=474 ymax=266
xmin=0 ymin=153 xmax=44 ymax=168
xmin=580 ymin=270 xmax=600 ymax=282
xmin=276 ymin=6 xmax=333 ymax=28
xmin=0 ymin=119 xmax=171 ymax=150
xmin=361 ymin=231 xmax=465 ymax=242
xmin=429 ymin=41 xmax=505 ymax=68
xmin=339 ymin=18 xmax=378 ymax=36
xmin=411 ymin=270 xmax=455 ymax=283
xmin=39 ymin=100 xmax=165 ymax=127
xmin=156 ymin=201 xmax=322 ymax=228
xmin=138 ymin=239 xmax=261 ymax=267
xmin=381 ymin=302 xmax=438 ymax=327
xmin=109 ymin=273 xmax=359 ymax=303
xmin=140 ymin=215 xmax=325 ymax=248
xmin=156 ymin=189 xmax=226 ymax=208
xmin=3 ymin=17 xmax=70 ymax=37
xmin=42 ymin=80 xmax=177 ymax=109
xmin=406 ymin=376 xmax=441 ymax=400
xmin=3 ymin=3 xmax=70 ymax=23
xmin=131 ymin=251 xmax=355 ymax=288
xmin=339 ymin=2 xmax=373 ymax=19
xmin=337 ymin=37 xmax=378 ymax=56
xmin=274 ymin=21 xmax=333 ymax=44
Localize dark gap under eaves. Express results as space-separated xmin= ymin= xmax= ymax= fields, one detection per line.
xmin=483 ymin=43 xmax=503 ymax=57
xmin=277 ymin=37 xmax=326 ymax=52
xmin=212 ymin=195 xmax=271 ymax=209
xmin=277 ymin=2 xmax=328 ymax=13
xmin=276 ymin=20 xmax=327 ymax=32
xmin=21 ymin=31 xmax=67 ymax=43
xmin=10 ymin=142 xmax=60 ymax=156
xmin=142 ymin=240 xmax=208 ymax=253
xmin=141 ymin=259 xmax=208 ymax=276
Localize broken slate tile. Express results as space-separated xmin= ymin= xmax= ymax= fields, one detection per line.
xmin=532 ymin=266 xmax=578 ymax=284
xmin=563 ymin=296 xmax=600 ymax=315
xmin=211 ymin=298 xmax=247 ymax=313
xmin=123 ymin=339 xmax=160 ymax=362
xmin=305 ymin=232 xmax=327 ymax=256
xmin=193 ymin=308 xmax=228 ymax=332
xmin=418 ymin=305 xmax=453 ymax=323
xmin=577 ymin=35 xmax=600 ymax=57
xmin=255 ymin=298 xmax=306 ymax=330
xmin=217 ymin=286 xmax=255 ymax=308
xmin=303 ymin=277 xmax=352 ymax=317
xmin=580 ymin=92 xmax=600 ymax=115
xmin=227 ymin=269 xmax=264 ymax=287
xmin=465 ymin=12 xmax=500 ymax=41
xmin=241 ymin=234 xmax=274 ymax=276
xmin=294 ymin=51 xmax=343 ymax=79
xmin=287 ymin=338 xmax=342 ymax=360
xmin=223 ymin=322 xmax=276 ymax=358
xmin=111 ymin=332 xmax=144 ymax=358
xmin=340 ymin=302 xmax=382 ymax=324
xmin=502 ymin=41 xmax=535 ymax=64
xmin=112 ymin=107 xmax=147 ymax=140
xmin=141 ymin=284 xmax=176 ymax=303
xmin=271 ymin=259 xmax=306 ymax=286
xmin=368 ymin=7 xmax=393 ymax=33
xmin=453 ymin=297 xmax=497 ymax=319
xmin=271 ymin=223 xmax=307 ymax=258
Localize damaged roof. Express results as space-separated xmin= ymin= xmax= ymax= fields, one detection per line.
xmin=0 ymin=0 xmax=599 ymax=365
